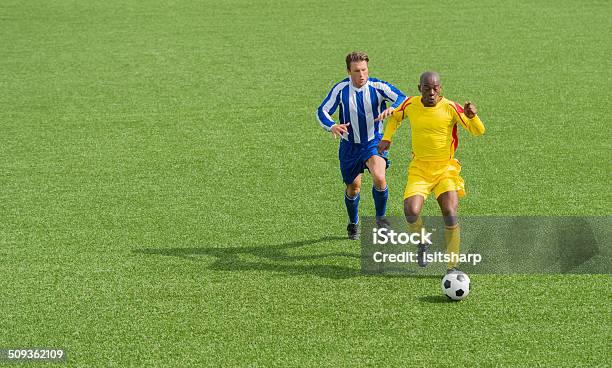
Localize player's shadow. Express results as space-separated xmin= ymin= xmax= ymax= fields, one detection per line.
xmin=134 ymin=236 xmax=439 ymax=280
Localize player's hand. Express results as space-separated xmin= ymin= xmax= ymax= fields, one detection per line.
xmin=377 ymin=140 xmax=391 ymax=154
xmin=374 ymin=107 xmax=394 ymax=122
xmin=330 ymin=123 xmax=350 ymax=139
xmin=464 ymin=101 xmax=477 ymax=118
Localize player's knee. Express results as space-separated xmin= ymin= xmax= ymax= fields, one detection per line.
xmin=403 ymin=201 xmax=421 ymax=222
xmin=372 ymin=174 xmax=386 ymax=190
xmin=440 ymin=204 xmax=457 ymax=217
xmin=440 ymin=206 xmax=458 ymax=226
xmin=346 ymin=185 xmax=361 ymax=198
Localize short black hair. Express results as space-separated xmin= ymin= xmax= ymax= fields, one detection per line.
xmin=419 ymin=71 xmax=440 ymax=85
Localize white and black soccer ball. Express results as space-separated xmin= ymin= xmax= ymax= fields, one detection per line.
xmin=441 ymin=271 xmax=471 ymax=301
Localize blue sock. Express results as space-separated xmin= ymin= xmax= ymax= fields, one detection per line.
xmin=344 ymin=191 xmax=360 ymax=224
xmin=372 ymin=186 xmax=388 ymax=218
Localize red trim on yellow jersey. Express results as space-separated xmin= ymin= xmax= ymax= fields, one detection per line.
xmin=452 ymin=101 xmax=464 ymax=113
xmin=450 ymin=124 xmax=459 ymax=158
xmin=397 ymin=96 xmax=413 ymax=119
xmin=398 ymin=96 xmax=414 ymax=110
xmin=450 ymin=101 xmax=468 ymax=128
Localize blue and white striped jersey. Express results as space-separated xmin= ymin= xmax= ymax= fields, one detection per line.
xmin=317 ymin=77 xmax=406 ymax=144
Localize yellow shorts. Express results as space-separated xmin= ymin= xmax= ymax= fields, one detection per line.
xmin=403 ymin=158 xmax=466 ymax=199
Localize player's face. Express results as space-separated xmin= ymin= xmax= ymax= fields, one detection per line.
xmin=348 ymin=61 xmax=369 ymax=88
xmin=418 ymin=78 xmax=441 ymax=107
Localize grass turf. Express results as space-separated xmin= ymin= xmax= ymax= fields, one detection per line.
xmin=0 ymin=0 xmax=610 ymax=366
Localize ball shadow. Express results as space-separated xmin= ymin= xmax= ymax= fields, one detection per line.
xmin=418 ymin=295 xmax=456 ymax=304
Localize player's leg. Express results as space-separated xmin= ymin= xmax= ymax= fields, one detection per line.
xmin=437 ymin=190 xmax=461 ymax=270
xmin=404 ymin=195 xmax=429 ymax=267
xmin=404 ymin=195 xmax=424 ymax=224
xmin=403 ymin=160 xmax=433 ymax=224
xmin=345 ymin=175 xmax=362 ymax=240
xmin=434 ymin=159 xmax=465 ymax=271
xmin=339 ymin=142 xmax=364 ymax=240
xmin=365 ymin=155 xmax=389 ymax=226
xmin=437 ymin=190 xmax=458 ymax=225
xmin=404 ymin=160 xmax=434 ymax=267
xmin=404 ymin=195 xmax=424 ymax=236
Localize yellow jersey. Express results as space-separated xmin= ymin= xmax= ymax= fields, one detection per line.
xmin=382 ymin=96 xmax=485 ymax=161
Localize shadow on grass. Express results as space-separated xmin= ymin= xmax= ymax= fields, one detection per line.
xmin=133 ymin=236 xmax=439 ymax=280
xmin=418 ymin=295 xmax=456 ymax=304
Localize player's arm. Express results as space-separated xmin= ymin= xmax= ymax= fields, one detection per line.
xmin=316 ymin=83 xmax=350 ymax=138
xmin=452 ymin=101 xmax=485 ymax=136
xmin=377 ymin=106 xmax=406 ymax=153
xmin=372 ymin=80 xmax=407 ymax=120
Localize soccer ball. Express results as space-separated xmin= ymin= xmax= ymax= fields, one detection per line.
xmin=441 ymin=271 xmax=471 ymax=301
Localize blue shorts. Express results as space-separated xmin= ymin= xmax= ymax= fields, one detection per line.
xmin=339 ymin=139 xmax=390 ymax=185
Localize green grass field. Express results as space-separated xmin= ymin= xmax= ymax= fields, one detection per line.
xmin=1 ymin=0 xmax=611 ymax=366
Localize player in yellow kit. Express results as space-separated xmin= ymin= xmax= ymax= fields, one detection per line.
xmin=376 ymin=71 xmax=485 ymax=272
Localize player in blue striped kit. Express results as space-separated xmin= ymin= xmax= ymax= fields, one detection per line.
xmin=317 ymin=51 xmax=407 ymax=239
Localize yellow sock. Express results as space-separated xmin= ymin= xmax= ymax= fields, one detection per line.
xmin=445 ymin=224 xmax=460 ymax=268
xmin=408 ymin=216 xmax=424 ymax=234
